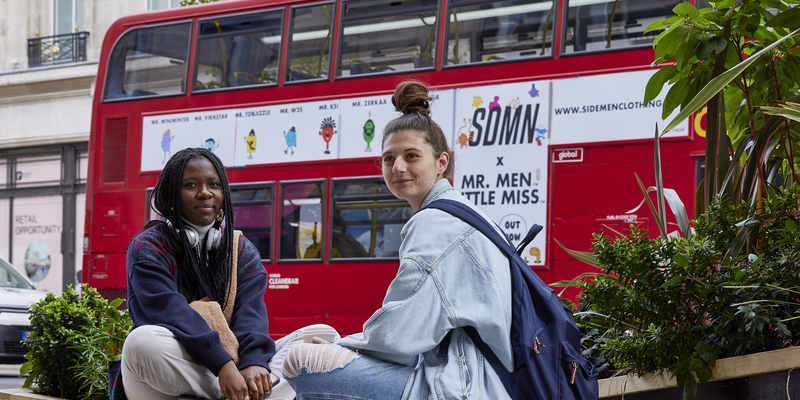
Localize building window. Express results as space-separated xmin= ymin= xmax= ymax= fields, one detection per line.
xmin=330 ymin=177 xmax=412 ymax=260
xmin=54 ymin=0 xmax=84 ymax=34
xmin=149 ymin=0 xmax=182 ymax=10
xmin=279 ymin=181 xmax=325 ymax=261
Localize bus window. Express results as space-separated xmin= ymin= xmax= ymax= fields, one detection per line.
xmin=103 ymin=22 xmax=192 ymax=101
xmin=330 ymin=177 xmax=413 ymax=260
xmin=285 ymin=2 xmax=336 ymax=83
xmin=563 ymin=0 xmax=680 ymax=54
xmin=445 ymin=0 xmax=556 ymax=66
xmin=193 ymin=10 xmax=284 ymax=92
xmin=231 ymin=184 xmax=274 ymax=262
xmin=279 ymin=181 xmax=325 ymax=261
xmin=337 ymin=0 xmax=438 ymax=78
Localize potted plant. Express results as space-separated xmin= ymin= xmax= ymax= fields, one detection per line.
xmin=555 ymin=0 xmax=800 ymax=398
xmin=19 ymin=285 xmax=130 ymax=400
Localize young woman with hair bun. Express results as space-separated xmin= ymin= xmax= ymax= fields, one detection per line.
xmin=283 ymin=81 xmax=514 ymax=400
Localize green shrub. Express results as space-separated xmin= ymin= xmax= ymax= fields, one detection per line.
xmin=21 ymin=284 xmax=130 ymax=400
xmin=576 ymin=188 xmax=800 ymax=399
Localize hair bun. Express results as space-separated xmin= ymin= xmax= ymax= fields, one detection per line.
xmin=392 ymin=81 xmax=432 ymax=117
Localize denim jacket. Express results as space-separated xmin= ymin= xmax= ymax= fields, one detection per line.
xmin=337 ymin=179 xmax=513 ymax=400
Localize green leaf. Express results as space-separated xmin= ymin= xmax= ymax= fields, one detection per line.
xmin=765 ymin=7 xmax=800 ymax=30
xmin=635 ymin=173 xmax=667 ymax=238
xmin=682 ymin=373 xmax=698 ymax=400
xmin=663 ymin=78 xmax=690 ymax=119
xmin=662 ymin=29 xmax=800 ymax=134
xmin=554 ymin=239 xmax=599 ymax=267
xmin=109 ymin=298 xmax=124 ymax=309
xmin=673 ymin=3 xmax=700 ymax=19
xmin=786 ymin=219 xmax=796 ymax=232
xmin=673 ymin=254 xmax=690 ymax=268
xmin=19 ymin=361 xmax=32 ymax=377
xmin=644 ymin=67 xmax=678 ymax=104
xmin=660 ymin=275 xmax=685 ymax=288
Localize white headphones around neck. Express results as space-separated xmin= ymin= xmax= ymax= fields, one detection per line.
xmin=165 ymin=219 xmax=221 ymax=252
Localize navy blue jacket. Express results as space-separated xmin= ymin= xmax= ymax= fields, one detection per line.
xmin=126 ymin=223 xmax=276 ymax=375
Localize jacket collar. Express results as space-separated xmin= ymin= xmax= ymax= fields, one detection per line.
xmin=419 ymin=179 xmax=453 ymax=210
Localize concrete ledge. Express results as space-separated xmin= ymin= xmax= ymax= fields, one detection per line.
xmin=0 ymin=388 xmax=63 ymax=400
xmin=599 ymin=346 xmax=800 ymax=398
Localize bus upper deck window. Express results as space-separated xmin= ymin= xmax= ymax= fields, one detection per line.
xmin=279 ymin=181 xmax=325 ymax=261
xmin=563 ymin=0 xmax=681 ymax=54
xmin=102 ymin=22 xmax=192 ymax=101
xmin=193 ymin=10 xmax=284 ymax=92
xmin=330 ymin=177 xmax=413 ymax=260
xmin=286 ymin=3 xmax=336 ymax=83
xmin=337 ymin=0 xmax=438 ymax=78
xmin=445 ymin=0 xmax=556 ymax=66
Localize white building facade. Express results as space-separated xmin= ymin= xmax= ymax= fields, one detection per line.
xmin=0 ymin=0 xmax=185 ymax=293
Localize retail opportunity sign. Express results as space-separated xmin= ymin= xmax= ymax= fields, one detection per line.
xmin=452 ymin=81 xmax=550 ymax=268
xmin=550 ymin=69 xmax=690 ymax=145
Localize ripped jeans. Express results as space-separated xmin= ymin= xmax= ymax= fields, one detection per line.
xmin=283 ymin=343 xmax=412 ymax=400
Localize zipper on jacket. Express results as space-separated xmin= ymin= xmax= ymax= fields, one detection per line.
xmin=570 ymin=362 xmax=578 ymax=384
xmin=533 ymin=336 xmax=545 ymax=354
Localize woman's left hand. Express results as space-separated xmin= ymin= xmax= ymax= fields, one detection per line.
xmin=239 ymin=365 xmax=273 ymax=399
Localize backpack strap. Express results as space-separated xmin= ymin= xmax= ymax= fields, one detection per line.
xmin=422 ymin=199 xmax=542 ymax=380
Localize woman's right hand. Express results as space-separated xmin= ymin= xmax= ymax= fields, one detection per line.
xmin=219 ymin=361 xmax=249 ymax=400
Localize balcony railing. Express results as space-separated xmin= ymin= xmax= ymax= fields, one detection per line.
xmin=28 ymin=32 xmax=90 ymax=68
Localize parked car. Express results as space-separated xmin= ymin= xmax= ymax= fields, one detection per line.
xmin=0 ymin=257 xmax=46 ymax=363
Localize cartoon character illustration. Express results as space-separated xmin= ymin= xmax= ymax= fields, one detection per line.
xmin=509 ymin=98 xmax=520 ymax=109
xmin=489 ymin=96 xmax=501 ymax=109
xmin=529 ymin=247 xmax=541 ymax=264
xmin=528 ymin=84 xmax=539 ymax=98
xmin=244 ymin=129 xmax=257 ymax=159
xmin=456 ymin=118 xmax=475 ymax=149
xmin=284 ymin=127 xmax=297 ymax=155
xmin=472 ymin=96 xmax=483 ymax=108
xmin=203 ymin=138 xmax=219 ymax=153
xmin=319 ymin=117 xmax=337 ymax=154
xmin=535 ymin=125 xmax=547 ymax=146
xmin=363 ymin=112 xmax=375 ymax=152
xmin=160 ymin=129 xmax=174 ymax=163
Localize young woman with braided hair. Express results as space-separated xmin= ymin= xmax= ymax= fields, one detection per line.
xmin=282 ymin=81 xmax=513 ymax=400
xmin=121 ymin=148 xmax=278 ymax=400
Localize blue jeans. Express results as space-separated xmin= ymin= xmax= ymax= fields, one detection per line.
xmin=285 ymin=352 xmax=412 ymax=400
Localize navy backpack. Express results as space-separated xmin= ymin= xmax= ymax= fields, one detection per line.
xmin=424 ymin=199 xmax=598 ymax=400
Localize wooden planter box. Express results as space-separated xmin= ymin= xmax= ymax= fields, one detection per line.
xmin=599 ymin=346 xmax=800 ymax=399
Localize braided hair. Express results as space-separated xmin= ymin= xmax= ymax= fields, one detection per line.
xmin=383 ymin=80 xmax=454 ymax=178
xmin=146 ymin=148 xmax=235 ymax=309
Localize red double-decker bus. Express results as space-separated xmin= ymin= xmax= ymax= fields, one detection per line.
xmin=84 ymin=0 xmax=704 ymax=337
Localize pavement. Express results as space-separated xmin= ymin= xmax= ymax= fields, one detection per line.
xmin=0 ymin=364 xmax=26 ymax=389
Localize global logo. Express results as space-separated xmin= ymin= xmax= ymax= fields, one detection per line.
xmin=552 ymin=148 xmax=583 ymax=163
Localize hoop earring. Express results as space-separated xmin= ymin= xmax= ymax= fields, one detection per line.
xmin=217 ymin=209 xmax=224 ymax=222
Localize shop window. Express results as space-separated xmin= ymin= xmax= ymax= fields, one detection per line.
xmin=103 ymin=22 xmax=192 ymax=101
xmin=77 ymin=151 xmax=88 ymax=184
xmin=279 ymin=181 xmax=325 ymax=261
xmin=231 ymin=184 xmax=274 ymax=261
xmin=148 ymin=0 xmax=181 ymax=10
xmin=330 ymin=177 xmax=413 ymax=260
xmin=337 ymin=0 xmax=438 ymax=77
xmin=193 ymin=10 xmax=284 ymax=91
xmin=285 ymin=2 xmax=336 ymax=83
xmin=0 ymin=161 xmax=7 ymax=188
xmin=15 ymin=156 xmax=62 ymax=187
xmin=563 ymin=0 xmax=680 ymax=54
xmin=445 ymin=0 xmax=556 ymax=66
